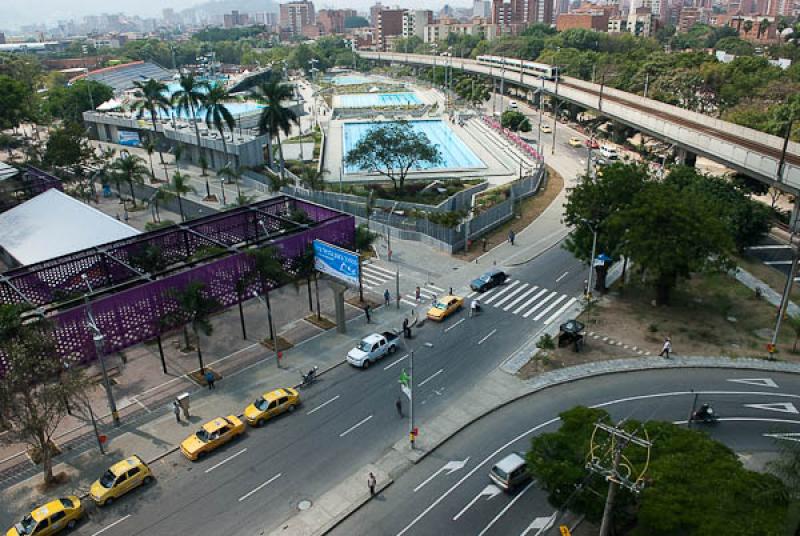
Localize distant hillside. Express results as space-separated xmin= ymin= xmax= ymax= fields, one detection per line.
xmin=181 ymin=0 xmax=279 ymax=17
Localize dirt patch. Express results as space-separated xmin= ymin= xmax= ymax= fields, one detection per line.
xmin=456 ymin=166 xmax=564 ymax=262
xmin=27 ymin=441 xmax=62 ymax=465
xmin=305 ymin=314 xmax=336 ymax=330
xmin=519 ymin=271 xmax=798 ymax=380
xmin=35 ymin=471 xmax=70 ymax=493
xmin=261 ymin=335 xmax=294 ymax=352
xmin=346 ymin=296 xmax=381 ymax=309
xmin=187 ymin=367 xmax=221 ymax=386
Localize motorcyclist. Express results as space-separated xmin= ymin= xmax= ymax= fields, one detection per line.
xmin=694 ymin=403 xmax=713 ymax=420
xmin=471 ymin=299 xmax=481 ymax=316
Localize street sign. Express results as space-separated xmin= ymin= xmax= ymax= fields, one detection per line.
xmin=401 ymin=384 xmax=411 ymax=400
xmin=399 ymin=369 xmax=410 ymax=387
xmin=313 ymin=239 xmax=360 ymax=286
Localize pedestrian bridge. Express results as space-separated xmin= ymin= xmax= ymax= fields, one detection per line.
xmin=359 ymin=51 xmax=800 ymax=193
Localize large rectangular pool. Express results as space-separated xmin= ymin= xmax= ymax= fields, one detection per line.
xmin=335 ymin=92 xmax=422 ymax=109
xmin=343 ymin=120 xmax=486 ymax=174
xmin=331 ymin=75 xmax=372 ymax=86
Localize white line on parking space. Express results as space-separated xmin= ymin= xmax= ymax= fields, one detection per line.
xmin=543 ymin=297 xmax=577 ymax=325
xmin=238 ymin=473 xmax=282 ymax=502
xmin=555 ymin=271 xmax=569 ymax=283
xmin=205 ymin=448 xmax=247 ymax=473
xmin=419 ymin=369 xmax=444 ymax=387
xmin=477 ymin=480 xmax=537 ymax=536
xmin=307 ymin=395 xmax=341 ymax=415
xmin=478 ymin=329 xmax=497 ymax=345
xmin=340 ymin=415 xmax=373 ymax=437
xmin=91 ymin=515 xmax=132 ymax=536
xmin=384 ymin=354 xmax=409 ymax=370
xmin=444 ymin=318 xmax=465 ymax=333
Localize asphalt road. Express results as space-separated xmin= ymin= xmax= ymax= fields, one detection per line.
xmin=333 ymin=369 xmax=800 ymax=536
xmin=65 ymin=244 xmax=585 ymax=536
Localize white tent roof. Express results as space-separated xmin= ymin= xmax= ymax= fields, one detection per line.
xmin=97 ymin=98 xmax=123 ymax=111
xmin=0 ymin=189 xmax=140 ymax=266
xmin=0 ymin=162 xmax=18 ymax=181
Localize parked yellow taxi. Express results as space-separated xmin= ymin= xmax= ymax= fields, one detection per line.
xmin=568 ymin=136 xmax=583 ymax=147
xmin=180 ymin=416 xmax=245 ymax=461
xmin=426 ymin=295 xmax=464 ymax=322
xmin=6 ymin=497 xmax=83 ymax=536
xmin=90 ymin=455 xmax=153 ymax=506
xmin=244 ymin=388 xmax=300 ymax=427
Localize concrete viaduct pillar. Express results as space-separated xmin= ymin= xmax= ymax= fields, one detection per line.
xmin=675 ymin=148 xmax=697 ymax=168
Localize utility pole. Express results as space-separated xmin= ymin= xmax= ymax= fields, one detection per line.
xmin=395 ymin=268 xmax=400 ymax=309
xmin=410 ymin=350 xmax=415 ymax=448
xmin=643 ymin=72 xmax=649 ymax=98
xmin=551 ymin=74 xmax=560 ymax=155
xmin=81 ymin=275 xmax=120 ymax=426
xmin=587 ymin=422 xmax=652 ymax=536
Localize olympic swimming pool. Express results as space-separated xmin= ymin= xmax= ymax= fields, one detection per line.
xmin=331 ymin=75 xmax=372 ymax=85
xmin=335 ymin=92 xmax=422 ymax=109
xmin=343 ymin=120 xmax=485 ymax=174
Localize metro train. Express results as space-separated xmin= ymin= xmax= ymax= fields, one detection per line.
xmin=475 ymin=55 xmax=560 ymax=81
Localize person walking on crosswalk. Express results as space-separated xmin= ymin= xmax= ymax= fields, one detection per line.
xmin=384 ymin=289 xmax=391 ymax=307
xmin=415 ymin=286 xmax=421 ymax=302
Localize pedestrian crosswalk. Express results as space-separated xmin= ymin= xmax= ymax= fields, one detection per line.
xmin=467 ymin=279 xmax=577 ymax=325
xmin=360 ymin=262 xmax=443 ymax=307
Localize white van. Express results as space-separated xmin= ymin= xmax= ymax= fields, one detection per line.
xmin=600 ymin=145 xmax=619 ymax=160
xmin=489 ymin=452 xmax=530 ymax=491
xmin=509 ymin=101 xmax=518 ymax=109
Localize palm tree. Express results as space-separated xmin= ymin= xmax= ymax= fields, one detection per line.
xmin=254 ymin=79 xmax=299 ymax=179
xmin=247 ymin=246 xmax=288 ymax=343
xmin=203 ymin=85 xmax=237 ymax=171
xmin=300 ymin=167 xmax=326 ymax=192
xmin=219 ymin=164 xmax=242 ymax=198
xmin=131 ymin=79 xmax=170 ymax=175
xmin=162 ymin=171 xmax=195 ymax=222
xmin=143 ymin=137 xmax=157 ymax=180
xmin=171 ymin=74 xmax=211 ymax=197
xmin=110 ymin=154 xmax=149 ymax=207
xmin=743 ymin=19 xmax=754 ymax=35
xmin=173 ymin=143 xmax=184 ymax=170
xmin=758 ymin=18 xmax=770 ymax=39
xmin=169 ymin=282 xmax=220 ymax=375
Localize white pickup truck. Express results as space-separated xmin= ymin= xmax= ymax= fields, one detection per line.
xmin=347 ymin=331 xmax=400 ymax=368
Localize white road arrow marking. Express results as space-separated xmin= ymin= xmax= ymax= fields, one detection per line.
xmin=413 ymin=457 xmax=470 ymax=493
xmin=764 ymin=432 xmax=800 ymax=443
xmin=478 ymin=480 xmax=537 ymax=536
xmin=744 ymin=402 xmax=799 ymax=414
xmin=728 ymin=378 xmax=779 ymax=388
xmin=520 ymin=511 xmax=557 ymax=536
xmin=452 ymin=484 xmax=501 ymax=521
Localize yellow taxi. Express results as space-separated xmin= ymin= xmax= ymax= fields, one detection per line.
xmin=6 ymin=497 xmax=83 ymax=536
xmin=244 ymin=388 xmax=300 ymax=427
xmin=180 ymin=415 xmax=245 ymax=461
xmin=90 ymin=455 xmax=153 ymax=506
xmin=427 ymin=295 xmax=464 ymax=322
xmin=568 ymin=136 xmax=583 ymax=147
xmin=540 ymin=124 xmax=552 ymax=133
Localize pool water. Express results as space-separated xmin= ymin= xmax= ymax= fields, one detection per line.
xmin=336 ymin=92 xmax=422 ymax=109
xmin=158 ymin=80 xmax=262 ymax=119
xmin=331 ymin=75 xmax=372 ymax=86
xmin=343 ymin=120 xmax=485 ymax=174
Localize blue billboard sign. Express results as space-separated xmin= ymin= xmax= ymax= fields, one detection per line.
xmin=117 ymin=130 xmax=142 ymax=147
xmin=313 ymin=239 xmax=360 ymax=286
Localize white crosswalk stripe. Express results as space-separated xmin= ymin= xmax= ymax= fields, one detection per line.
xmin=365 ymin=263 xmax=396 ymax=277
xmin=513 ymin=288 xmax=549 ymax=315
xmin=543 ymin=297 xmax=578 ymax=325
xmin=533 ymin=294 xmax=567 ymax=321
xmin=426 ymin=283 xmax=446 ymax=292
xmin=362 ymin=274 xmax=385 ymax=286
xmin=493 ymin=283 xmax=529 ymax=308
xmin=523 ymin=291 xmax=557 ymax=318
xmin=504 ymin=286 xmax=539 ymax=311
xmin=482 ymin=280 xmax=520 ymax=304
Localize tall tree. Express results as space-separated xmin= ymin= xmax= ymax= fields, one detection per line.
xmin=203 ymin=84 xmax=237 ymax=170
xmin=110 ymin=154 xmax=150 ymax=208
xmin=161 ymin=171 xmax=195 ymax=222
xmin=344 ymin=121 xmax=443 ymax=193
xmin=143 ymin=136 xmax=157 ymax=180
xmin=131 ymin=78 xmax=171 ymax=175
xmin=254 ymin=79 xmax=299 ymax=178
xmin=219 ymin=165 xmax=243 ymax=199
xmin=0 ymin=306 xmax=90 ymax=485
xmin=168 ymin=282 xmax=220 ymax=375
xmin=247 ymin=246 xmax=289 ymax=342
xmin=0 ymin=75 xmax=28 ymax=130
xmin=171 ymin=74 xmax=211 ymax=197
xmin=42 ymin=121 xmax=94 ymax=171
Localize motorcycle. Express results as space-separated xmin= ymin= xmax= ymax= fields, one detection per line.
xmin=690 ymin=404 xmax=718 ymax=424
xmin=301 ymin=366 xmax=319 ymax=387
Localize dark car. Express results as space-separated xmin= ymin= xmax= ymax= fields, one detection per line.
xmin=470 ymin=269 xmax=508 ymax=292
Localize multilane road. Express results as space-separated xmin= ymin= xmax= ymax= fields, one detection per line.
xmin=334 ymin=369 xmax=800 ymax=536
xmin=68 ymin=244 xmax=585 ymax=536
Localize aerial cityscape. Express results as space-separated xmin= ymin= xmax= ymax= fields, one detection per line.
xmin=1 ymin=0 xmax=800 ymax=534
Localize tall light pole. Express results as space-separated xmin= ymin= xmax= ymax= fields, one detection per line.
xmin=81 ymin=275 xmax=120 ymax=427
xmin=551 ymin=73 xmax=560 ymax=156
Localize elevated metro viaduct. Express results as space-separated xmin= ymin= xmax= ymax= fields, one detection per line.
xmin=359 ymin=51 xmax=800 ymax=196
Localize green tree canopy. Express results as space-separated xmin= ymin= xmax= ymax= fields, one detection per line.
xmin=43 ymin=121 xmax=94 ymax=170
xmin=45 ymin=80 xmax=113 ymax=123
xmin=500 ymin=110 xmax=532 ymax=132
xmin=0 ymin=76 xmax=30 ymax=130
xmin=344 ymin=121 xmax=443 ymax=193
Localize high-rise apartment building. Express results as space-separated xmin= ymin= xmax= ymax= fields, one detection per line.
xmin=318 ymin=9 xmax=357 ymax=34
xmin=402 ymin=10 xmax=434 ymax=39
xmin=377 ymin=9 xmax=405 ymax=50
xmin=280 ymin=1 xmax=315 ymax=36
xmin=491 ymin=0 xmax=526 ymax=25
xmin=224 ymin=11 xmax=251 ymax=28
xmin=370 ymin=3 xmax=385 ymax=26
xmin=473 ymin=0 xmax=492 ymax=17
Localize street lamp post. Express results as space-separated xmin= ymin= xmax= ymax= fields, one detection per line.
xmin=81 ymin=275 xmax=120 ymax=427
xmin=551 ymin=74 xmax=560 ymax=156
xmin=219 ymin=176 xmax=227 ymax=205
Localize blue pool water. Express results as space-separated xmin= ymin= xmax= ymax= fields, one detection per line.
xmin=343 ymin=120 xmax=485 ymax=174
xmin=337 ymin=92 xmax=422 ymax=109
xmin=158 ymin=80 xmax=262 ymax=119
xmin=331 ymin=75 xmax=372 ymax=86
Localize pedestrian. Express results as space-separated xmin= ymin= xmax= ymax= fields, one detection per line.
xmin=365 ymin=304 xmax=371 ymax=324
xmin=368 ymin=472 xmax=377 ymax=496
xmin=205 ymin=370 xmax=216 ymax=390
xmin=384 ymin=289 xmax=391 ymax=307
xmin=396 ymin=397 xmax=403 ymax=417
xmin=172 ymin=400 xmax=181 ymax=423
xmin=508 ymin=229 xmax=515 ymax=246
xmin=659 ymin=337 xmax=672 ymax=359
xmin=403 ymin=318 xmax=410 ymax=338
xmin=415 ymin=286 xmax=421 ymax=302
xmin=482 ymin=237 xmax=487 ymax=252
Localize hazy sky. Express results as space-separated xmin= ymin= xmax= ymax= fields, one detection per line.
xmin=4 ymin=0 xmax=206 ymax=31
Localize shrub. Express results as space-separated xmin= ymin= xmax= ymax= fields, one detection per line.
xmin=536 ymin=333 xmax=556 ymax=350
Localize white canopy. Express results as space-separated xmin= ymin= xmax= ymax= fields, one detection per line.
xmin=97 ymin=98 xmax=123 ymax=111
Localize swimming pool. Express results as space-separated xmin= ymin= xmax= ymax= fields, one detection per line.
xmin=331 ymin=75 xmax=372 ymax=86
xmin=336 ymin=92 xmax=422 ymax=109
xmin=158 ymin=101 xmax=264 ymax=119
xmin=343 ymin=120 xmax=485 ymax=174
